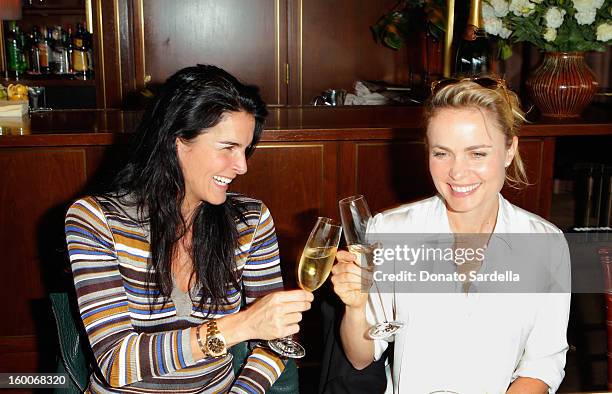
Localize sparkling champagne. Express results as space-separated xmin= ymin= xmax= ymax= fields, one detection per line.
xmin=298 ymin=246 xmax=337 ymax=291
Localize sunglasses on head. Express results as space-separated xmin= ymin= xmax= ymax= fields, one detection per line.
xmin=430 ymin=76 xmax=507 ymax=95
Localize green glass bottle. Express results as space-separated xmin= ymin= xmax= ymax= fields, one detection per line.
xmin=5 ymin=21 xmax=26 ymax=77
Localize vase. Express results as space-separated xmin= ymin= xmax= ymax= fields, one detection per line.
xmin=525 ymin=52 xmax=598 ymax=118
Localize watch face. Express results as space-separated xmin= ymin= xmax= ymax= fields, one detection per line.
xmin=207 ymin=336 xmax=226 ymax=357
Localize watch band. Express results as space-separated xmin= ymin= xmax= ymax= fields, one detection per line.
xmin=207 ymin=320 xmax=221 ymax=337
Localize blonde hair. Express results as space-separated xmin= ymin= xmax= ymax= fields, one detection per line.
xmin=424 ymin=78 xmax=529 ymax=189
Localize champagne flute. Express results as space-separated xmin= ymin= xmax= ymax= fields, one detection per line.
xmin=339 ymin=195 xmax=404 ymax=340
xmin=267 ymin=217 xmax=342 ymax=358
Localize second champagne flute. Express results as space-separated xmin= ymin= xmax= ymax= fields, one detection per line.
xmin=338 ymin=195 xmax=405 ymax=340
xmin=267 ymin=217 xmax=342 ymax=358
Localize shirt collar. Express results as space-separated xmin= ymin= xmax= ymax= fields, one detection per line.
xmin=432 ymin=193 xmax=515 ymax=249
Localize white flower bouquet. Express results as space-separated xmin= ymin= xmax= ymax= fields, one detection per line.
xmin=482 ymin=0 xmax=612 ymax=58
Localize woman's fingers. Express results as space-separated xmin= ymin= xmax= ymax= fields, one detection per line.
xmin=282 ymin=300 xmax=312 ymax=313
xmin=284 ymin=312 xmax=303 ymax=325
xmin=272 ymin=289 xmax=314 ymax=303
xmin=242 ymin=289 xmax=317 ymax=340
xmin=286 ymin=324 xmax=300 ymax=336
xmin=331 ymin=257 xmax=372 ymax=308
xmin=332 ymin=261 xmax=372 ymax=283
xmin=336 ymin=250 xmax=357 ymax=264
xmin=332 ymin=280 xmax=364 ymax=293
xmin=332 ymin=260 xmax=361 ymax=275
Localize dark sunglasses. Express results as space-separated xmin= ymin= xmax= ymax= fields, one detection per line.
xmin=430 ymin=77 xmax=507 ymax=94
xmin=430 ymin=76 xmax=512 ymax=104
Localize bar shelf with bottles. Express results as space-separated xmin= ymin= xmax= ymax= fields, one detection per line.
xmin=3 ymin=20 xmax=94 ymax=86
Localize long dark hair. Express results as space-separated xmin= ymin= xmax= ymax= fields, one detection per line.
xmin=108 ymin=65 xmax=267 ymax=314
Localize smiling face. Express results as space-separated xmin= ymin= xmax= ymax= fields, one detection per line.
xmin=176 ymin=111 xmax=255 ymax=212
xmin=426 ymin=107 xmax=517 ymax=215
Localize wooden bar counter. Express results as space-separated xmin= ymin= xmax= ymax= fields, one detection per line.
xmin=1 ymin=106 xmax=611 ymax=380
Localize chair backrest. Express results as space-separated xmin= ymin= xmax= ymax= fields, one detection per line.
xmin=49 ymin=292 xmax=91 ymax=393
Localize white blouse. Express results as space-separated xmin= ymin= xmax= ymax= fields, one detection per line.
xmin=366 ymin=194 xmax=570 ymax=394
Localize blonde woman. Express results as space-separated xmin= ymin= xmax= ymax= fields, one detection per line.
xmin=331 ymin=78 xmax=570 ymax=393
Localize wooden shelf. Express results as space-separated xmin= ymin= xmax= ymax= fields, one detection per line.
xmin=23 ymin=7 xmax=85 ymax=16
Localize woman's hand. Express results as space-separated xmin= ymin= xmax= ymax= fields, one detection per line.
xmin=240 ymin=290 xmax=313 ymax=340
xmin=331 ymin=250 xmax=371 ymax=310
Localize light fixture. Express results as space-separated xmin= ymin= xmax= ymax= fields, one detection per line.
xmin=0 ymin=0 xmax=22 ymax=20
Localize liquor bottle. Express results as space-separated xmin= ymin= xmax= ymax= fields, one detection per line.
xmin=71 ymin=22 xmax=89 ymax=79
xmin=51 ymin=26 xmax=69 ymax=74
xmin=17 ymin=26 xmax=30 ymax=75
xmin=28 ymin=25 xmax=42 ymax=75
xmin=83 ymin=21 xmax=94 ymax=76
xmin=38 ymin=26 xmax=51 ymax=74
xmin=59 ymin=28 xmax=72 ymax=75
xmin=48 ymin=26 xmax=60 ymax=74
xmin=5 ymin=21 xmax=27 ymax=78
xmin=454 ymin=0 xmax=490 ymax=77
xmin=65 ymin=25 xmax=74 ymax=74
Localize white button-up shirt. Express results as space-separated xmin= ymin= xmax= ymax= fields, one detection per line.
xmin=366 ymin=194 xmax=570 ymax=394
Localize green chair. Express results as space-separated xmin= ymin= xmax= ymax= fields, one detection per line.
xmin=49 ymin=292 xmax=92 ymax=393
xmin=49 ymin=292 xmax=298 ymax=393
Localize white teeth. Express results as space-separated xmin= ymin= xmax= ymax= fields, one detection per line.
xmin=213 ymin=175 xmax=232 ymax=185
xmin=451 ymin=183 xmax=480 ymax=193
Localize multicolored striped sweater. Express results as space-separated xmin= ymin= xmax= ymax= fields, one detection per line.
xmin=65 ymin=193 xmax=286 ymax=393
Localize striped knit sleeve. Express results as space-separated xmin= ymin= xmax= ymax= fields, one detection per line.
xmin=231 ymin=203 xmax=287 ymax=393
xmin=65 ymin=197 xmax=200 ymax=388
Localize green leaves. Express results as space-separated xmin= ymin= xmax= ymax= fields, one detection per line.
xmin=371 ymin=0 xmax=446 ymax=50
xmin=498 ymin=40 xmax=514 ymax=60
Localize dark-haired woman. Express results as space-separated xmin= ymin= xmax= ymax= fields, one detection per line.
xmin=65 ymin=65 xmax=312 ymax=393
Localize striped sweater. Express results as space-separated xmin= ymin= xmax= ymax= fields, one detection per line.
xmin=65 ymin=193 xmax=286 ymax=393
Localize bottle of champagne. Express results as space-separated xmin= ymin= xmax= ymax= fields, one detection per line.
xmin=454 ymin=0 xmax=490 ymax=77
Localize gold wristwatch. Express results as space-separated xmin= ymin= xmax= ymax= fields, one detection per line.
xmin=205 ymin=320 xmax=227 ymax=358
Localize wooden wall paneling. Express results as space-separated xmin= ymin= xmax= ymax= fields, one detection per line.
xmin=132 ymin=0 xmax=147 ymax=90
xmin=94 ymin=0 xmax=123 ymax=108
xmin=83 ymin=144 xmax=132 ymax=192
xmin=231 ymin=142 xmax=335 ymax=285
xmin=0 ymin=148 xmax=90 ymax=374
xmin=0 ymin=336 xmax=38 ymax=382
xmin=338 ymin=141 xmax=358 ymax=201
xmin=117 ymin=0 xmax=137 ymax=99
xmin=286 ymin=0 xmax=302 ymax=106
xmin=353 ymin=141 xmax=434 ymax=214
xmin=140 ymin=0 xmax=287 ymax=105
xmin=538 ymin=137 xmax=555 ymax=219
xmin=501 ymin=138 xmax=552 ymax=218
xmin=298 ymin=0 xmax=408 ymax=105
